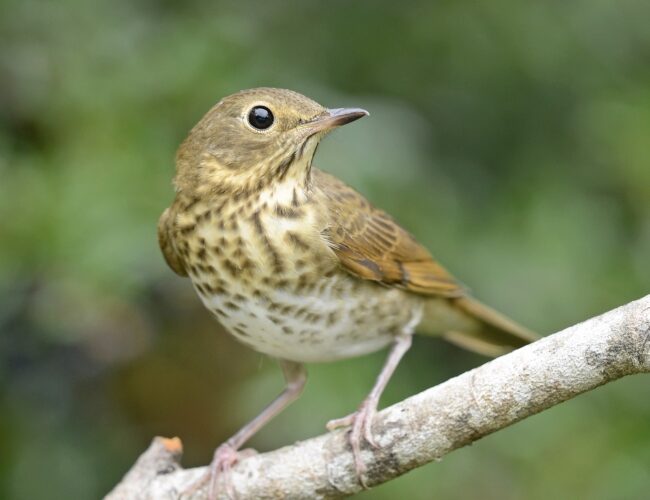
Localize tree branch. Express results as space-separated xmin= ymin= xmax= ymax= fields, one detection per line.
xmin=106 ymin=295 xmax=650 ymax=499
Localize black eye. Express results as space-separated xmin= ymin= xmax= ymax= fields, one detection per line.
xmin=248 ymin=106 xmax=274 ymax=130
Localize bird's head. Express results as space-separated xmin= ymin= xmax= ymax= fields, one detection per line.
xmin=174 ymin=87 xmax=368 ymax=195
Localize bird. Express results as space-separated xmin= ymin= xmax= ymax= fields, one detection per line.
xmin=158 ymin=87 xmax=537 ymax=496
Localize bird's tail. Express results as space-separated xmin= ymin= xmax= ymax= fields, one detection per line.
xmin=418 ymin=296 xmax=538 ymax=357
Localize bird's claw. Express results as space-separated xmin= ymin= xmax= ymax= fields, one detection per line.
xmin=181 ymin=444 xmax=256 ymax=500
xmin=327 ymin=398 xmax=379 ymax=489
xmin=326 ymin=412 xmax=355 ymax=431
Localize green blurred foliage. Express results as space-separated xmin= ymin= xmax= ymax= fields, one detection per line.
xmin=1 ymin=0 xmax=649 ymax=498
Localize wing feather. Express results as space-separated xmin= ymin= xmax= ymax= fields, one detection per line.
xmin=157 ymin=207 xmax=187 ymax=277
xmin=314 ymin=169 xmax=463 ymax=297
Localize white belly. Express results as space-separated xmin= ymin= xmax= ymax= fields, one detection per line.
xmin=197 ymin=274 xmax=420 ymax=363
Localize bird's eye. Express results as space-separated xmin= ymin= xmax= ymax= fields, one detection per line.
xmin=248 ymin=106 xmax=274 ymax=130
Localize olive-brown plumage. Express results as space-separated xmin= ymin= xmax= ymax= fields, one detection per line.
xmin=158 ymin=87 xmax=537 ymax=495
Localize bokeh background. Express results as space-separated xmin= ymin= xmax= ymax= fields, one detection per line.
xmin=1 ymin=1 xmax=649 ymax=498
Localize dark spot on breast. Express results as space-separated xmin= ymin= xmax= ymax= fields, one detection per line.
xmin=327 ymin=311 xmax=340 ymax=326
xmin=268 ymin=315 xmax=283 ymax=325
xmin=213 ymin=308 xmax=228 ymax=317
xmin=280 ymin=304 xmax=295 ymax=315
xmin=213 ymin=203 xmax=225 ymax=216
xmin=223 ymin=259 xmax=239 ymax=277
xmin=183 ymin=196 xmax=200 ymax=210
xmin=251 ymin=210 xmax=285 ymax=273
xmin=275 ymin=204 xmax=302 ymax=218
xmin=232 ymin=326 xmax=250 ymax=337
xmin=180 ymin=224 xmax=196 ymax=235
xmin=240 ymin=258 xmax=255 ymax=272
xmin=285 ymin=231 xmax=309 ymax=251
xmin=305 ymin=313 xmax=322 ymax=323
xmin=296 ymin=274 xmax=310 ymax=290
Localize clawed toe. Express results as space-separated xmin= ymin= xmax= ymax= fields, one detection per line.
xmin=329 ymin=399 xmax=380 ymax=489
xmin=326 ymin=412 xmax=355 ymax=431
xmin=181 ymin=443 xmax=251 ymax=500
xmin=361 ymin=415 xmax=378 ymax=449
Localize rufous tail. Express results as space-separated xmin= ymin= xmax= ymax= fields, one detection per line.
xmin=418 ymin=296 xmax=538 ymax=357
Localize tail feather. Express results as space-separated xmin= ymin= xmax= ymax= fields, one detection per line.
xmin=418 ymin=296 xmax=538 ymax=357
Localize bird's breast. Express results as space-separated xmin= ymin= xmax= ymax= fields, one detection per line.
xmin=177 ymin=195 xmax=420 ymax=362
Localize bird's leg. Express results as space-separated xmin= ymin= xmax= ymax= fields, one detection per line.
xmin=184 ymin=360 xmax=306 ymax=500
xmin=327 ymin=332 xmax=413 ymax=488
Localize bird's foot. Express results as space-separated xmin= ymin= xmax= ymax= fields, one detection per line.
xmin=327 ymin=397 xmax=379 ymax=489
xmin=181 ymin=443 xmax=257 ymax=500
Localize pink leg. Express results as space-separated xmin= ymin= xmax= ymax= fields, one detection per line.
xmin=184 ymin=360 xmax=307 ymax=499
xmin=327 ymin=333 xmax=413 ymax=488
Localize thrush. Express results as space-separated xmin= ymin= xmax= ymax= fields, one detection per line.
xmin=158 ymin=87 xmax=537 ymax=495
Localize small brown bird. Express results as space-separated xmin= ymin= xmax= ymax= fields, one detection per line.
xmin=158 ymin=87 xmax=536 ymax=495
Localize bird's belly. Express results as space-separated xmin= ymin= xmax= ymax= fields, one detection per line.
xmin=197 ymin=273 xmax=421 ymax=363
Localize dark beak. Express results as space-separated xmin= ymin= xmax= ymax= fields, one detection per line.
xmin=307 ymin=107 xmax=369 ymax=133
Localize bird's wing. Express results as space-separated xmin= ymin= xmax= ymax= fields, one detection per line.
xmin=314 ymin=169 xmax=464 ymax=297
xmin=157 ymin=206 xmax=187 ymax=277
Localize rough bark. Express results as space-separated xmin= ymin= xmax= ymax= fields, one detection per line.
xmin=107 ymin=295 xmax=650 ymax=499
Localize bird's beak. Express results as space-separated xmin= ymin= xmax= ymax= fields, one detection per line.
xmin=306 ymin=107 xmax=369 ymax=133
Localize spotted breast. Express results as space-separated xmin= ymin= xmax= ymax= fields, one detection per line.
xmin=164 ymin=170 xmax=423 ymax=363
